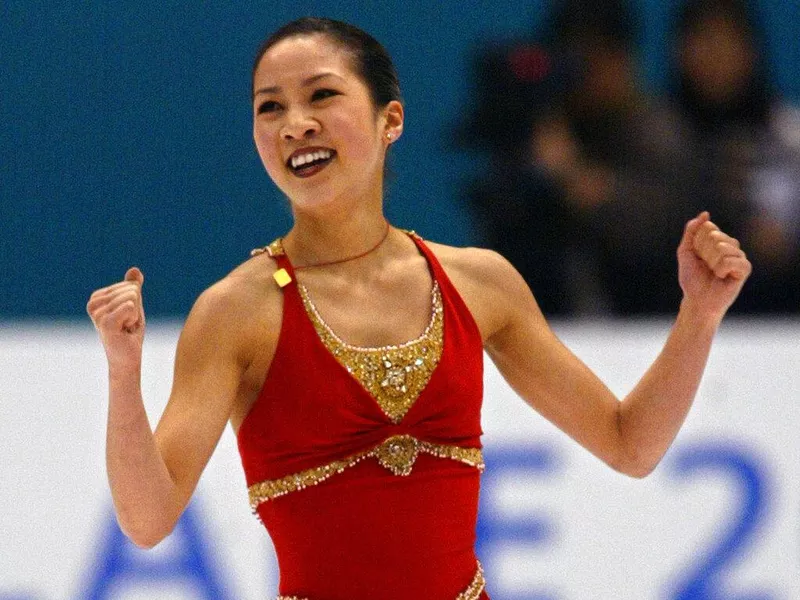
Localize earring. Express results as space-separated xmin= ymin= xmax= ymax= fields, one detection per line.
xmin=386 ymin=132 xmax=393 ymax=141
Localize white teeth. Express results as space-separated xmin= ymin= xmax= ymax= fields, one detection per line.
xmin=290 ymin=149 xmax=332 ymax=169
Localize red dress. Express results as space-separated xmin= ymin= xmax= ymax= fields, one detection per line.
xmin=237 ymin=232 xmax=490 ymax=600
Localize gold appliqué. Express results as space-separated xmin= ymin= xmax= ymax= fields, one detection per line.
xmin=248 ymin=435 xmax=484 ymax=511
xmin=374 ymin=434 xmax=420 ymax=476
xmin=298 ymin=282 xmax=444 ymax=423
xmin=274 ymin=560 xmax=485 ymax=600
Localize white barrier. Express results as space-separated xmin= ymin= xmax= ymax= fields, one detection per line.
xmin=1 ymin=320 xmax=797 ymax=599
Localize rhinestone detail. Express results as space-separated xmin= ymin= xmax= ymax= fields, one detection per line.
xmin=298 ymin=281 xmax=444 ymax=423
xmin=274 ymin=560 xmax=485 ymax=600
xmin=248 ymin=435 xmax=484 ymax=511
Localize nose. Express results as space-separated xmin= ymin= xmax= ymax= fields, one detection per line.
xmin=281 ymin=107 xmax=320 ymax=141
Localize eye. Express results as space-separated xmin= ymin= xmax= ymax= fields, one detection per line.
xmin=312 ymin=88 xmax=340 ymax=101
xmin=257 ymin=100 xmax=280 ymax=114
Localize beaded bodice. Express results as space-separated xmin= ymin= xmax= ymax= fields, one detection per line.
xmin=298 ymin=281 xmax=444 ymax=423
xmin=237 ymin=230 xmax=488 ymax=600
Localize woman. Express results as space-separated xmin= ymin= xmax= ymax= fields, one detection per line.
xmin=86 ymin=17 xmax=751 ymax=600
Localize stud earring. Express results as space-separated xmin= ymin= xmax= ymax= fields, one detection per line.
xmin=386 ymin=132 xmax=393 ymax=141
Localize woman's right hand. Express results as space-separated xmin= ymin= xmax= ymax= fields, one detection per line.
xmin=87 ymin=267 xmax=146 ymax=368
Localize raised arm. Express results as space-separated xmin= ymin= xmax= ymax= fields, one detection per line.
xmin=87 ymin=268 xmax=247 ymax=548
xmin=484 ymin=212 xmax=751 ymax=477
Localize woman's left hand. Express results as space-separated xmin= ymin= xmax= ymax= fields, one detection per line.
xmin=677 ymin=211 xmax=752 ymax=321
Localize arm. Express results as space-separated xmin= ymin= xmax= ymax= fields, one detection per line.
xmin=485 ymin=212 xmax=751 ymax=477
xmin=88 ymin=269 xmax=246 ymax=548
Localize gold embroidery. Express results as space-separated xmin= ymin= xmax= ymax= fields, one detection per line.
xmin=457 ymin=561 xmax=486 ymax=600
xmin=374 ymin=434 xmax=420 ymax=476
xmin=248 ymin=435 xmax=484 ymax=511
xmin=274 ymin=560 xmax=485 ymax=600
xmin=298 ymin=282 xmax=444 ymax=423
xmin=250 ymin=236 xmax=444 ymax=422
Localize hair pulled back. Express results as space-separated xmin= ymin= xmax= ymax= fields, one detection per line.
xmin=252 ymin=17 xmax=402 ymax=111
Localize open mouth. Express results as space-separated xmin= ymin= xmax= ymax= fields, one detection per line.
xmin=287 ymin=148 xmax=337 ymax=178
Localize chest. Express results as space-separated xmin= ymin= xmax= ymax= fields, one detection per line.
xmin=239 ymin=273 xmax=483 ymax=451
xmin=297 ymin=275 xmax=435 ymax=348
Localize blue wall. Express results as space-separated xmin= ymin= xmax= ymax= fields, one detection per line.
xmin=3 ymin=1 xmax=799 ymax=317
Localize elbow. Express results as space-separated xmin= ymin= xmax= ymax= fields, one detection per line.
xmin=128 ymin=531 xmax=168 ymax=550
xmin=117 ymin=513 xmax=177 ymax=550
xmin=617 ymin=460 xmax=657 ymax=479
xmin=609 ymin=447 xmax=660 ymax=479
xmin=612 ymin=407 xmax=660 ymax=479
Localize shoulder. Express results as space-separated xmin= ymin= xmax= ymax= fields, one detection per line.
xmin=423 ymin=241 xmax=521 ymax=287
xmin=419 ymin=239 xmax=538 ymax=341
xmin=180 ymin=252 xmax=283 ymax=360
xmin=196 ymin=254 xmax=278 ymax=318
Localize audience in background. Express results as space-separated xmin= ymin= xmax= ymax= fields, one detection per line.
xmin=458 ymin=41 xmax=585 ymax=315
xmin=463 ymin=0 xmax=695 ymax=316
xmin=667 ymin=0 xmax=800 ymax=312
xmin=462 ymin=0 xmax=800 ymax=315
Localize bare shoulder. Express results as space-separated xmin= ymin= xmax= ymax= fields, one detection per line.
xmin=180 ymin=253 xmax=283 ymax=361
xmin=422 ymin=241 xmax=520 ymax=285
xmin=421 ymin=240 xmax=536 ymax=342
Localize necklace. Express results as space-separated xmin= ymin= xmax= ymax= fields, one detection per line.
xmin=292 ymin=221 xmax=392 ymax=271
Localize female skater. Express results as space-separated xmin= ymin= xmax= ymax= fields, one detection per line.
xmin=86 ymin=18 xmax=751 ymax=600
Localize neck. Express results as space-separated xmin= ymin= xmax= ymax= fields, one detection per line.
xmin=283 ymin=206 xmax=392 ymax=272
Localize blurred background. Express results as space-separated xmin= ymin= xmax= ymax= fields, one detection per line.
xmin=2 ymin=1 xmax=798 ymax=598
xmin=3 ymin=0 xmax=799 ymax=318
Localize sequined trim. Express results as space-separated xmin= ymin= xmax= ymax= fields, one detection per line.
xmin=298 ymin=281 xmax=444 ymax=423
xmin=274 ymin=560 xmax=485 ymax=600
xmin=456 ymin=561 xmax=486 ymax=600
xmin=252 ymin=234 xmax=444 ymax=423
xmin=248 ymin=434 xmax=484 ymax=510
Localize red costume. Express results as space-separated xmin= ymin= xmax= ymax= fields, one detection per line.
xmin=238 ymin=232 xmax=489 ymax=600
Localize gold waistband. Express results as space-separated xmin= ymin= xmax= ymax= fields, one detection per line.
xmin=275 ymin=560 xmax=485 ymax=600
xmin=249 ymin=434 xmax=484 ymax=511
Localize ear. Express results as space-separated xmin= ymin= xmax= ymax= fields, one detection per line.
xmin=383 ymin=100 xmax=404 ymax=143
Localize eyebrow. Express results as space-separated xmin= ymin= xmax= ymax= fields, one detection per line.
xmin=254 ymin=72 xmax=343 ymax=97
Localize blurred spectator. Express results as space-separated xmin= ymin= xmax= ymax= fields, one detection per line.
xmin=461 ymin=0 xmax=697 ymax=316
xmin=668 ymin=0 xmax=800 ymax=312
xmin=457 ymin=42 xmax=583 ymax=315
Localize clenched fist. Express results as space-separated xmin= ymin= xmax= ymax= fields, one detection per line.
xmin=678 ymin=212 xmax=752 ymax=320
xmin=87 ymin=267 xmax=146 ymax=368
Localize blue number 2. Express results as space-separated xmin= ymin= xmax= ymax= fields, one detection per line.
xmin=669 ymin=443 xmax=774 ymax=600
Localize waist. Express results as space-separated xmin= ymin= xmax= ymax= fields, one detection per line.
xmin=275 ymin=561 xmax=487 ymax=600
xmin=260 ymin=455 xmax=483 ymax=599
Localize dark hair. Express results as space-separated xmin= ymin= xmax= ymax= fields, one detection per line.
xmin=252 ymin=17 xmax=402 ymax=110
xmin=670 ymin=0 xmax=773 ymax=128
xmin=676 ymin=0 xmax=759 ymax=41
xmin=544 ymin=0 xmax=638 ymax=52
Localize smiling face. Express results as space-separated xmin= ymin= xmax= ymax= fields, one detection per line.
xmin=252 ymin=34 xmax=403 ymax=215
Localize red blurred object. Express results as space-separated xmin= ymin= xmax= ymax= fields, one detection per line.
xmin=508 ymin=45 xmax=553 ymax=82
